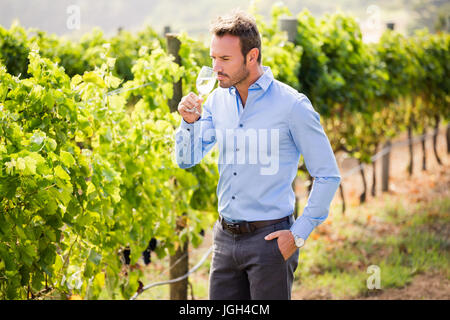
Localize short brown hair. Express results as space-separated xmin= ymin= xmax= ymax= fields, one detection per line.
xmin=209 ymin=10 xmax=262 ymax=64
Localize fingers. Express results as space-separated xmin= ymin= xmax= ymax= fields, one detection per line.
xmin=178 ymin=93 xmax=202 ymax=112
xmin=186 ymin=108 xmax=202 ymax=116
xmin=181 ymin=93 xmax=201 ymax=109
xmin=264 ymin=231 xmax=281 ymax=241
xmin=178 ymin=92 xmax=203 ymax=123
xmin=186 ymin=92 xmax=202 ymax=105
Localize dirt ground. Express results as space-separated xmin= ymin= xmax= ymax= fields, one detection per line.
xmin=292 ymin=271 xmax=450 ymax=300
xmin=360 ymin=271 xmax=450 ymax=300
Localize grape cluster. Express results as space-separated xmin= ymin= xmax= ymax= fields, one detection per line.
xmin=122 ymin=238 xmax=158 ymax=266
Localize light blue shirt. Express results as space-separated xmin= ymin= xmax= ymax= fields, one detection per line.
xmin=175 ymin=66 xmax=341 ymax=241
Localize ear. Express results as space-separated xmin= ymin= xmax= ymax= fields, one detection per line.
xmin=247 ymin=48 xmax=259 ymax=64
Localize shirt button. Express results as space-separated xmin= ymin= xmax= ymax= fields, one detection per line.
xmin=239 ymin=124 xmax=243 ymax=128
xmin=233 ymin=172 xmax=237 ymax=176
xmin=235 ymin=148 xmax=239 ymax=152
xmin=232 ymin=196 xmax=236 ymax=200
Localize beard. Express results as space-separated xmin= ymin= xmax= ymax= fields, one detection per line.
xmin=217 ymin=63 xmax=250 ymax=89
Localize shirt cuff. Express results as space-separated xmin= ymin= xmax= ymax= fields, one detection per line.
xmin=180 ymin=118 xmax=196 ymax=130
xmin=289 ymin=215 xmax=315 ymax=241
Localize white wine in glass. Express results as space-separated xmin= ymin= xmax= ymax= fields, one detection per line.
xmin=197 ymin=66 xmax=216 ymax=96
xmin=186 ymin=66 xmax=216 ymax=116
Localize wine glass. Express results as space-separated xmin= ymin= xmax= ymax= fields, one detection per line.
xmin=186 ymin=66 xmax=216 ymax=116
xmin=196 ymin=66 xmax=216 ymax=96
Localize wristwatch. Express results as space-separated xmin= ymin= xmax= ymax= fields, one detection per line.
xmin=291 ymin=232 xmax=305 ymax=248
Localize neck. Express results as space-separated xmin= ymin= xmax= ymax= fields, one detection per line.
xmin=236 ymin=64 xmax=264 ymax=107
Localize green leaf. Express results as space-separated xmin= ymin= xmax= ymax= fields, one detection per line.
xmin=71 ymin=74 xmax=83 ymax=87
xmin=24 ymin=156 xmax=37 ymax=175
xmin=0 ymin=244 xmax=15 ymax=271
xmin=105 ymin=74 xmax=122 ymax=88
xmin=54 ymin=165 xmax=70 ymax=181
xmin=46 ymin=138 xmax=57 ymax=151
xmin=83 ymin=71 xmax=105 ymax=88
xmin=60 ymin=151 xmax=76 ymax=168
xmin=44 ymin=91 xmax=55 ymax=109
xmin=16 ymin=158 xmax=26 ymax=171
xmin=88 ymin=249 xmax=102 ymax=265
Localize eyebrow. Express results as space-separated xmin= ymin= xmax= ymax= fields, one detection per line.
xmin=210 ymin=55 xmax=231 ymax=59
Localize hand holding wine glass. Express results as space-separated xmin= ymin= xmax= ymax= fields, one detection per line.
xmin=179 ymin=66 xmax=216 ymax=122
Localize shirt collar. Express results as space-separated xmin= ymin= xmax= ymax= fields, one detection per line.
xmin=228 ymin=66 xmax=274 ymax=95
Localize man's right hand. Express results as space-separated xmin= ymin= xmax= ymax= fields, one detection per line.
xmin=178 ymin=92 xmax=203 ymax=124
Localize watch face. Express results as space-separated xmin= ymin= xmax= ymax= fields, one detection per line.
xmin=295 ymin=237 xmax=305 ymax=247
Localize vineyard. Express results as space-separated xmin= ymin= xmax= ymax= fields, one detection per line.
xmin=0 ymin=4 xmax=449 ymax=300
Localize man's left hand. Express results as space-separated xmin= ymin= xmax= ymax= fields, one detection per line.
xmin=264 ymin=230 xmax=297 ymax=261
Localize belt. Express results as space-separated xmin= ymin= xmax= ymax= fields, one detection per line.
xmin=219 ymin=214 xmax=292 ymax=235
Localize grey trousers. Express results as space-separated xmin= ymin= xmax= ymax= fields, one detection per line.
xmin=209 ymin=217 xmax=299 ymax=300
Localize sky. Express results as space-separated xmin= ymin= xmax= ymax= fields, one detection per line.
xmin=0 ymin=0 xmax=419 ymax=42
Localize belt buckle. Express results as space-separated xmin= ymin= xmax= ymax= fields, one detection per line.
xmin=226 ymin=222 xmax=241 ymax=234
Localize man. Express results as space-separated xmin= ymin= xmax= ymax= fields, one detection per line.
xmin=174 ymin=10 xmax=341 ymax=300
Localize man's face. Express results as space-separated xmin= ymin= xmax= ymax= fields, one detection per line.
xmin=210 ymin=34 xmax=250 ymax=88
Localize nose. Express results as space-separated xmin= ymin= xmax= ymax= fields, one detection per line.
xmin=212 ymin=60 xmax=222 ymax=74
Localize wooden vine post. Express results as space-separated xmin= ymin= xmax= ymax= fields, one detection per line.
xmin=166 ymin=32 xmax=189 ymax=299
